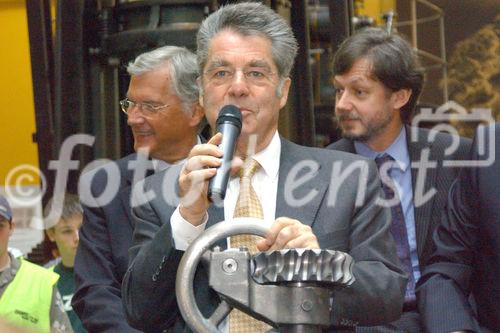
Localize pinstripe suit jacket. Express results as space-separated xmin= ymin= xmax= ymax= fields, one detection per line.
xmin=418 ymin=123 xmax=500 ymax=332
xmin=327 ymin=125 xmax=472 ymax=332
xmin=122 ymin=137 xmax=407 ymax=333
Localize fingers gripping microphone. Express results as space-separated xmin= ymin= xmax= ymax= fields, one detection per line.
xmin=208 ymin=105 xmax=242 ymax=204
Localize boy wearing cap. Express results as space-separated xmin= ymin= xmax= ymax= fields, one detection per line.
xmin=0 ymin=195 xmax=72 ymax=333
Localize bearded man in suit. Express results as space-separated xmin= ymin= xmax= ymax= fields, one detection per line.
xmin=327 ymin=27 xmax=471 ymax=332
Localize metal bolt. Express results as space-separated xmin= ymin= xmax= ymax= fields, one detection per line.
xmin=301 ymin=300 xmax=313 ymax=312
xmin=222 ymin=258 xmax=238 ymax=273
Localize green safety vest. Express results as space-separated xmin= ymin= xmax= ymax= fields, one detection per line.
xmin=0 ymin=259 xmax=59 ymax=332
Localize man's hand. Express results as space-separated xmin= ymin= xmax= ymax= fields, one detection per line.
xmin=256 ymin=217 xmax=320 ymax=251
xmin=178 ymin=133 xmax=244 ymax=225
xmin=178 ymin=133 xmax=223 ymax=225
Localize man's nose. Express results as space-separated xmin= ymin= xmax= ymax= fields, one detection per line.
xmin=227 ymin=71 xmax=250 ymax=98
xmin=335 ymin=91 xmax=352 ymax=112
xmin=126 ymin=106 xmax=145 ymax=125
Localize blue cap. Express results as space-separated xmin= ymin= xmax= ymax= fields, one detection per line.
xmin=0 ymin=195 xmax=12 ymax=222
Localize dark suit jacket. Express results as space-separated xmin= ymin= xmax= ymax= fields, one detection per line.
xmin=327 ymin=126 xmax=471 ymax=332
xmin=417 ymin=123 xmax=500 ymax=332
xmin=73 ymin=154 xmax=148 ymax=333
xmin=122 ymin=138 xmax=407 ymax=333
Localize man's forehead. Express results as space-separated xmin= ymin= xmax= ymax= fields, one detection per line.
xmin=334 ymin=68 xmax=378 ymax=86
xmin=205 ymin=31 xmax=275 ymax=63
xmin=334 ymin=58 xmax=376 ymax=84
xmin=333 ymin=75 xmax=374 ymax=86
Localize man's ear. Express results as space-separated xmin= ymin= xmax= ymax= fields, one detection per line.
xmin=197 ymin=77 xmax=204 ymax=108
xmin=279 ymin=78 xmax=291 ymax=109
xmin=189 ymin=103 xmax=205 ymax=127
xmin=392 ymin=88 xmax=412 ymax=110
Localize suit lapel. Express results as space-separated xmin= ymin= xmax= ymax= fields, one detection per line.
xmin=330 ymin=138 xmax=356 ymax=154
xmin=118 ymin=185 xmax=134 ymax=228
xmin=406 ymin=126 xmax=436 ymax=257
xmin=275 ymin=138 xmax=329 ymax=227
xmin=119 ymin=154 xmax=155 ymax=229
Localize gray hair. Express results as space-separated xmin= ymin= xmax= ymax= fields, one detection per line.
xmin=197 ymin=2 xmax=298 ymax=80
xmin=127 ymin=46 xmax=199 ymax=114
xmin=44 ymin=193 xmax=83 ymax=225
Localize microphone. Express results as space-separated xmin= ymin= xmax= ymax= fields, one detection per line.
xmin=208 ymin=105 xmax=242 ymax=204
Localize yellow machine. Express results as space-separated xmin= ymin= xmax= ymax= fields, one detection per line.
xmin=354 ymin=0 xmax=396 ymax=26
xmin=0 ymin=1 xmax=40 ymax=189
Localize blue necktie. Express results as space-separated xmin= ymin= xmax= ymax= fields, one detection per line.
xmin=375 ymin=154 xmax=416 ymax=304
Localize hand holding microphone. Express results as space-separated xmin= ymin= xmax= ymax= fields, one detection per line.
xmin=178 ymin=105 xmax=241 ymax=225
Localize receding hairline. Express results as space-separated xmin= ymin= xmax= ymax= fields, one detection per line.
xmin=200 ymin=28 xmax=279 ymax=73
xmin=129 ymin=58 xmax=172 ymax=77
xmin=126 ymin=61 xmax=175 ymax=94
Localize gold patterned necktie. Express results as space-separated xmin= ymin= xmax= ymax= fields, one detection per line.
xmin=229 ymin=158 xmax=271 ymax=333
xmin=232 ymin=158 xmax=264 ymax=251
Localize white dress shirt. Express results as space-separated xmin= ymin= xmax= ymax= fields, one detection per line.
xmin=171 ymin=131 xmax=281 ymax=250
xmin=152 ymin=158 xmax=183 ymax=173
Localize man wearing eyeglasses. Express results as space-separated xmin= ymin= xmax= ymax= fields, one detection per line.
xmin=72 ymin=46 xmax=204 ymax=333
xmin=122 ymin=3 xmax=406 ymax=333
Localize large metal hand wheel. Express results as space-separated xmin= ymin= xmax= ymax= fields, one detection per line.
xmin=176 ymin=219 xmax=355 ymax=333
xmin=176 ymin=218 xmax=268 ymax=333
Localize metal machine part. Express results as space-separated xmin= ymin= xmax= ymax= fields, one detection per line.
xmin=252 ymin=248 xmax=354 ymax=285
xmin=176 ymin=219 xmax=355 ymax=333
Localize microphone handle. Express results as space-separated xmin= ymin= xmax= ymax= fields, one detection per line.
xmin=208 ymin=122 xmax=240 ymax=203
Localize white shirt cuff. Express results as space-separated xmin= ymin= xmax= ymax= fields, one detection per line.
xmin=171 ymin=206 xmax=208 ymax=251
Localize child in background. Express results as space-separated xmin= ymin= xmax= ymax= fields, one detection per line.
xmin=44 ymin=194 xmax=87 ymax=333
xmin=0 ymin=195 xmax=72 ymax=333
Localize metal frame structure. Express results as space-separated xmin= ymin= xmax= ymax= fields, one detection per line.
xmin=395 ymin=0 xmax=448 ymax=102
xmin=22 ymin=0 xmax=352 ymax=263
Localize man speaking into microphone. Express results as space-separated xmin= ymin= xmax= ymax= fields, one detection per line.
xmin=122 ymin=3 xmax=406 ymax=333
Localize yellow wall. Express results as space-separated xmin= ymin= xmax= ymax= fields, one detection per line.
xmin=355 ymin=0 xmax=396 ymax=26
xmin=0 ymin=0 xmax=39 ymax=186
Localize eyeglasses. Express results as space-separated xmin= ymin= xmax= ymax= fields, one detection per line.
xmin=204 ymin=67 xmax=276 ymax=86
xmin=119 ymin=98 xmax=170 ymax=117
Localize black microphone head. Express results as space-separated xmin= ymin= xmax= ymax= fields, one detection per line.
xmin=216 ymin=105 xmax=242 ymax=129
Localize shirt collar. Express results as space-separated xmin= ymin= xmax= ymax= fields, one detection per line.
xmin=151 ymin=136 xmax=202 ymax=172
xmin=250 ymin=131 xmax=281 ymax=180
xmin=354 ymin=127 xmax=409 ymax=172
xmin=152 ymin=159 xmax=180 ymax=172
